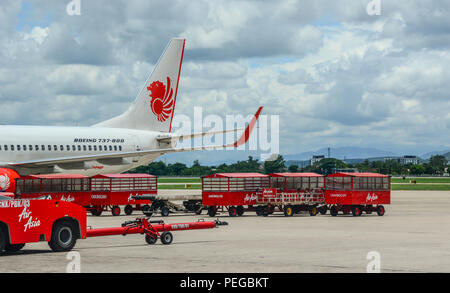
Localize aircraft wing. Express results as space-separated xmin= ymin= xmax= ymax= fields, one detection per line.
xmin=8 ymin=107 xmax=263 ymax=168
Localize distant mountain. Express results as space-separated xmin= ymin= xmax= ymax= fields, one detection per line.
xmin=284 ymin=147 xmax=398 ymax=161
xmin=420 ymin=150 xmax=450 ymax=159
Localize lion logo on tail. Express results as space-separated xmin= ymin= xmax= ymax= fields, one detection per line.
xmin=147 ymin=77 xmax=174 ymax=122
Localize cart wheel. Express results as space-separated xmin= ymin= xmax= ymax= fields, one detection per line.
xmin=207 ymin=207 xmax=217 ymax=217
xmin=309 ymin=207 xmax=318 ymax=216
xmin=352 ymin=206 xmax=362 ymax=217
xmin=145 ymin=234 xmax=158 ymax=245
xmin=111 ymin=206 xmax=121 ymax=216
xmin=228 ymin=206 xmax=238 ymax=217
xmin=124 ymin=205 xmax=133 ymax=215
xmin=91 ymin=207 xmax=103 ymax=216
xmin=376 ymin=205 xmax=385 ymax=216
xmin=330 ymin=206 xmax=339 ymax=217
xmin=237 ymin=206 xmax=244 ymax=217
xmin=0 ymin=228 xmax=6 ymax=253
xmin=5 ymin=243 xmax=25 ymax=253
xmin=48 ymin=221 xmax=77 ymax=252
xmin=365 ymin=205 xmax=373 ymax=214
xmin=161 ymin=207 xmax=170 ymax=217
xmin=319 ymin=206 xmax=328 ymax=215
xmin=255 ymin=206 xmax=263 ymax=216
xmin=160 ymin=232 xmax=173 ymax=245
xmin=284 ymin=205 xmax=294 ymax=217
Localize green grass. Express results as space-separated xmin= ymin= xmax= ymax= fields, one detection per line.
xmin=158 ymin=184 xmax=202 ymax=190
xmin=158 ymin=178 xmax=201 ymax=183
xmin=391 ymin=184 xmax=450 ymax=191
xmin=391 ymin=177 xmax=450 ymax=184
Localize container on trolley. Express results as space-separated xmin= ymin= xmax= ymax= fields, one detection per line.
xmin=256 ymin=173 xmax=326 ymax=217
xmin=202 ymin=173 xmax=270 ymax=217
xmin=324 ymin=172 xmax=390 ymax=216
xmin=15 ymin=173 xmax=157 ymax=216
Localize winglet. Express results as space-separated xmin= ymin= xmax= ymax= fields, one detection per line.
xmin=231 ymin=106 xmax=263 ymax=147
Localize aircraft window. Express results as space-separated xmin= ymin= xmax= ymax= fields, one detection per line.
xmin=104 ymin=145 xmax=107 ymax=151
xmin=41 ymin=145 xmax=45 ymax=151
xmin=114 ymin=145 xmax=117 ymax=151
xmin=35 ymin=145 xmax=39 ymax=151
xmin=109 ymin=145 xmax=112 ymax=151
xmin=29 ymin=145 xmax=32 ymax=150
xmin=119 ymin=146 xmax=122 ymax=151
xmin=17 ymin=145 xmax=21 ymax=151
xmin=48 ymin=145 xmax=52 ymax=151
xmin=4 ymin=145 xmax=7 ymax=151
xmin=11 ymin=145 xmax=14 ymax=151
xmin=53 ymin=145 xmax=57 ymax=151
xmin=99 ymin=145 xmax=102 ymax=151
xmin=23 ymin=145 xmax=27 ymax=151
xmin=60 ymin=145 xmax=64 ymax=151
xmin=0 ymin=145 xmax=2 ymax=151
xmin=93 ymin=145 xmax=97 ymax=151
xmin=66 ymin=145 xmax=70 ymax=151
xmin=72 ymin=145 xmax=76 ymax=151
xmin=78 ymin=145 xmax=81 ymax=151
xmin=88 ymin=145 xmax=92 ymax=151
xmin=83 ymin=145 xmax=87 ymax=151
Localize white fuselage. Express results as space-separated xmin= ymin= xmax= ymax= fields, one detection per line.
xmin=0 ymin=125 xmax=168 ymax=176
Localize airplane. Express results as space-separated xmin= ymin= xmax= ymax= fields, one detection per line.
xmin=0 ymin=38 xmax=263 ymax=192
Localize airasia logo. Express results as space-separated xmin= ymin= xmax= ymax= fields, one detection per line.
xmin=0 ymin=174 xmax=10 ymax=191
xmin=366 ymin=193 xmax=379 ymax=202
xmin=147 ymin=76 xmax=174 ymax=122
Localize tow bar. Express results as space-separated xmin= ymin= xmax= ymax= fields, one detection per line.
xmin=86 ymin=218 xmax=228 ymax=245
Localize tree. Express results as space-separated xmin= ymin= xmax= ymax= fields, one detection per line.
xmin=288 ymin=164 xmax=299 ymax=172
xmin=264 ymin=155 xmax=286 ymax=174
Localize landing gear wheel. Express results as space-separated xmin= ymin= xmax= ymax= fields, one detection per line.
xmin=145 ymin=234 xmax=158 ymax=245
xmin=111 ymin=206 xmax=121 ymax=216
xmin=161 ymin=207 xmax=170 ymax=217
xmin=124 ymin=205 xmax=133 ymax=215
xmin=207 ymin=207 xmax=217 ymax=217
xmin=330 ymin=206 xmax=339 ymax=217
xmin=237 ymin=206 xmax=244 ymax=217
xmin=48 ymin=221 xmax=77 ymax=252
xmin=376 ymin=205 xmax=385 ymax=216
xmin=228 ymin=206 xmax=238 ymax=217
xmin=284 ymin=205 xmax=294 ymax=217
xmin=160 ymin=232 xmax=173 ymax=245
xmin=352 ymin=206 xmax=362 ymax=217
xmin=5 ymin=243 xmax=25 ymax=253
xmin=309 ymin=206 xmax=318 ymax=216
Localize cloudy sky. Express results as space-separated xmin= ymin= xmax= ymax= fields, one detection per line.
xmin=0 ymin=0 xmax=449 ymax=164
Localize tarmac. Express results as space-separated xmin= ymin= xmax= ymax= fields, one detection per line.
xmin=0 ymin=190 xmax=449 ymax=273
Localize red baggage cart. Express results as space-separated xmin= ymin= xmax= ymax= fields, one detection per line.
xmin=324 ymin=172 xmax=391 ymax=216
xmin=202 ymin=173 xmax=270 ymax=217
xmin=15 ymin=173 xmax=156 ymax=216
xmin=255 ymin=173 xmax=326 ymax=216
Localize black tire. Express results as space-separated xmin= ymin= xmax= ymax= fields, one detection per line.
xmin=90 ymin=207 xmax=103 ymax=216
xmin=309 ymin=206 xmax=318 ymax=216
xmin=48 ymin=221 xmax=77 ymax=252
xmin=145 ymin=234 xmax=158 ymax=245
xmin=376 ymin=205 xmax=385 ymax=216
xmin=5 ymin=243 xmax=25 ymax=253
xmin=111 ymin=206 xmax=121 ymax=216
xmin=319 ymin=206 xmax=328 ymax=215
xmin=352 ymin=206 xmax=362 ymax=217
xmin=161 ymin=207 xmax=170 ymax=217
xmin=330 ymin=206 xmax=339 ymax=217
xmin=0 ymin=228 xmax=6 ymax=253
xmin=207 ymin=206 xmax=217 ymax=217
xmin=160 ymin=232 xmax=173 ymax=245
xmin=255 ymin=206 xmax=263 ymax=216
xmin=124 ymin=205 xmax=133 ymax=215
xmin=228 ymin=206 xmax=238 ymax=217
xmin=284 ymin=205 xmax=294 ymax=217
xmin=237 ymin=206 xmax=244 ymax=216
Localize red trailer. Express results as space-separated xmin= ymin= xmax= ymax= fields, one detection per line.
xmin=15 ymin=173 xmax=156 ymax=216
xmin=202 ymin=173 xmax=270 ymax=217
xmin=255 ymin=173 xmax=326 ymax=217
xmin=324 ymin=172 xmax=390 ymax=216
